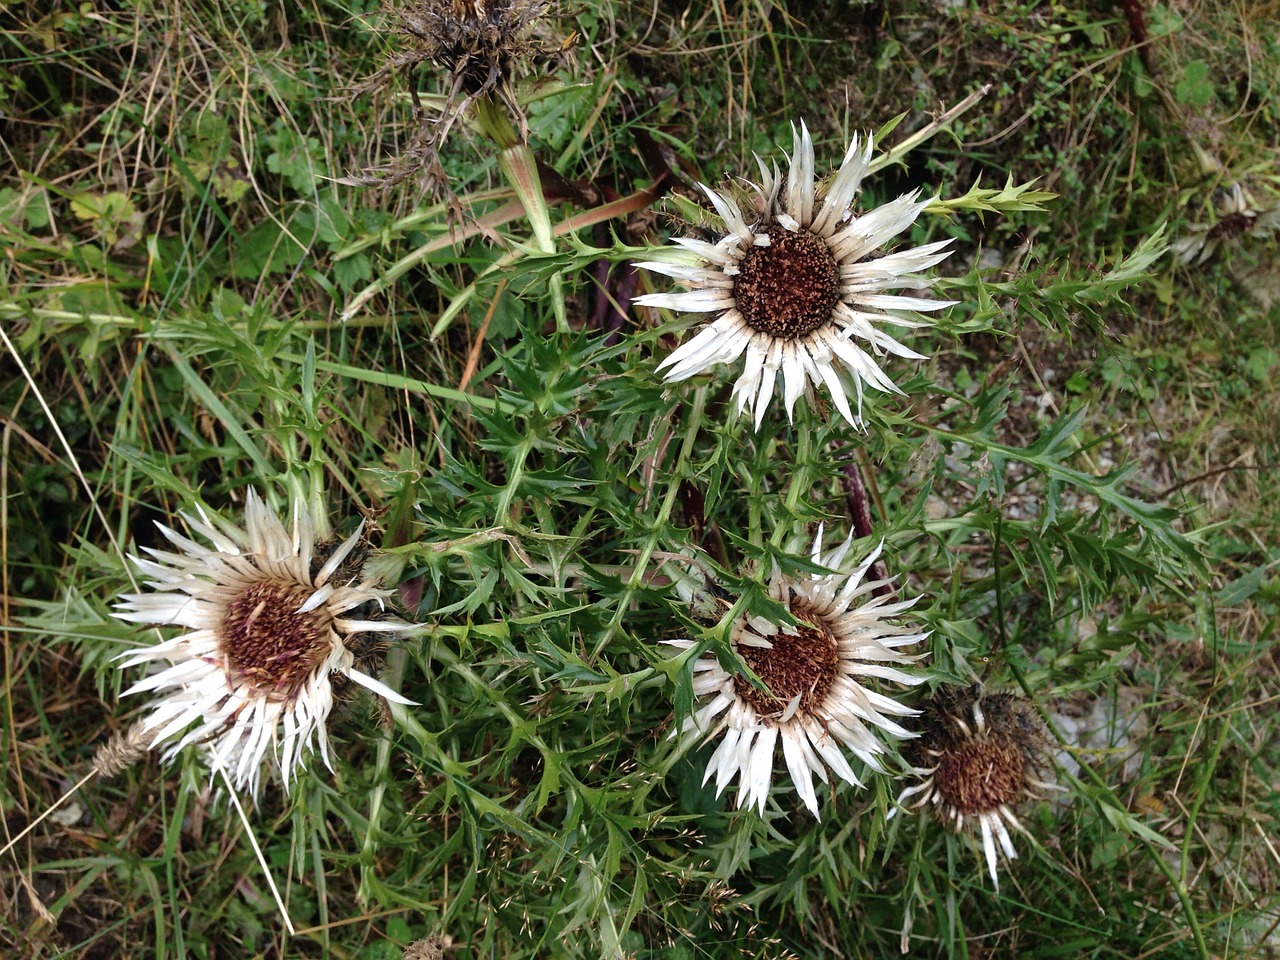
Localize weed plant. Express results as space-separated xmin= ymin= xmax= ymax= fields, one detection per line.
xmin=1 ymin=1 xmax=1278 ymax=958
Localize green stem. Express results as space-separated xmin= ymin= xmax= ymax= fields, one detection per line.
xmin=358 ymin=642 xmax=417 ymax=902
xmin=744 ymin=420 xmax=765 ymax=549
xmin=277 ymin=352 xmax=508 ymax=413
xmin=1147 ymin=839 xmax=1211 ymax=960
xmin=868 ymin=84 xmax=993 ymax=175
xmin=592 ymin=386 xmax=708 ymax=658
xmin=497 ymin=436 xmax=535 ymax=521
xmin=1179 ymin=716 xmax=1230 ymax=886
xmin=474 ymin=94 xmax=567 ymax=333
xmin=772 ymin=407 xmax=816 ymax=548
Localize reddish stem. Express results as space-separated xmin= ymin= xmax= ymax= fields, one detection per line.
xmin=841 ymin=457 xmax=893 ymax=598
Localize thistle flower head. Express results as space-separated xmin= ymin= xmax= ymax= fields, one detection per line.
xmin=895 ymin=686 xmax=1057 ymax=890
xmin=1172 ymin=182 xmax=1280 ymax=265
xmin=113 ymin=490 xmax=416 ymax=797
xmin=400 ymin=0 xmax=557 ymax=100
xmin=637 ymin=121 xmax=955 ymax=430
xmin=345 ymin=0 xmax=564 ymax=189
xmin=668 ymin=530 xmax=930 ymax=818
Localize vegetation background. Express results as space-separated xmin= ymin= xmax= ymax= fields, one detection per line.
xmin=1 ymin=0 xmax=1278 ymax=957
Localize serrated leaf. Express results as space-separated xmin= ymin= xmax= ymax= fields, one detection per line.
xmin=1215 ymin=561 xmax=1277 ymax=606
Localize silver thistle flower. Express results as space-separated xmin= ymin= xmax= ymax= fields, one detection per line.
xmin=895 ymin=687 xmax=1058 ymax=891
xmin=637 ymin=122 xmax=955 ymax=430
xmin=114 ymin=490 xmax=415 ymax=797
xmin=668 ymin=530 xmax=929 ymax=818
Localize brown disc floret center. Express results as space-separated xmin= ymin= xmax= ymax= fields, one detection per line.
xmin=734 ymin=605 xmax=840 ymax=720
xmin=734 ymin=226 xmax=840 ymax=340
xmin=934 ymin=737 xmax=1026 ymax=814
xmin=220 ymin=580 xmax=334 ymax=700
xmin=1207 ymin=210 xmax=1255 ymax=241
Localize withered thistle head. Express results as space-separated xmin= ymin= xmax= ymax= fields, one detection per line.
xmin=350 ymin=0 xmax=565 ymax=190
xmin=401 ymin=0 xmax=557 ymax=102
xmin=403 ymin=934 xmax=448 ymax=960
xmin=896 ymin=686 xmax=1057 ymax=890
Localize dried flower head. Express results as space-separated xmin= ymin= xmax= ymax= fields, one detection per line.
xmin=404 ymin=0 xmax=554 ymax=100
xmin=637 ymin=121 xmax=955 ymax=430
xmin=114 ymin=490 xmax=416 ymax=797
xmin=349 ymin=0 xmax=564 ymax=189
xmin=895 ymin=686 xmax=1057 ymax=890
xmin=403 ymin=934 xmax=449 ymax=960
xmin=667 ymin=531 xmax=929 ymax=818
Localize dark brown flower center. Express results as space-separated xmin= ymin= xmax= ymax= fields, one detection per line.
xmin=734 ymin=226 xmax=840 ymax=340
xmin=733 ymin=606 xmax=840 ymax=720
xmin=934 ymin=737 xmax=1026 ymax=814
xmin=220 ymin=580 xmax=333 ymax=700
xmin=1206 ymin=210 xmax=1254 ymax=241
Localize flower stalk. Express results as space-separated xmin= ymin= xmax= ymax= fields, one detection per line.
xmin=474 ymin=94 xmax=567 ymax=331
